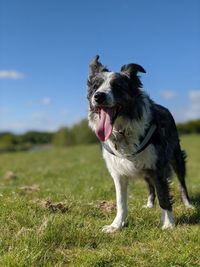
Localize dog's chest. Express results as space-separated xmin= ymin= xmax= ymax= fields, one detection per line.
xmin=102 ymin=135 xmax=157 ymax=178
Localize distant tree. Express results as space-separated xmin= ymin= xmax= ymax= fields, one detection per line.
xmin=0 ymin=131 xmax=53 ymax=152
xmin=177 ymin=119 xmax=200 ymax=134
xmin=21 ymin=131 xmax=53 ymax=144
xmin=53 ymin=127 xmax=75 ymax=147
xmin=0 ymin=133 xmax=16 ymax=152
xmin=71 ymin=119 xmax=97 ymax=145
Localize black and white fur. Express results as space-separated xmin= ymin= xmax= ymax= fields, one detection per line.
xmin=87 ymin=56 xmax=193 ymax=233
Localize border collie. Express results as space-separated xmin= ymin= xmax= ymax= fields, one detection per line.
xmin=87 ymin=56 xmax=193 ymax=233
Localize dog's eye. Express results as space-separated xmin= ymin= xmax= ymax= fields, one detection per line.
xmin=93 ymin=83 xmax=99 ymax=90
xmin=92 ymin=77 xmax=104 ymax=90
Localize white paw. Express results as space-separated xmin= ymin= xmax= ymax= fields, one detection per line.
xmin=185 ymin=203 xmax=195 ymax=209
xmin=161 ymin=209 xmax=174 ymax=230
xmin=142 ymin=203 xmax=154 ymax=208
xmin=102 ymin=224 xmax=121 ymax=233
xmin=162 ymin=222 xmax=175 ymax=230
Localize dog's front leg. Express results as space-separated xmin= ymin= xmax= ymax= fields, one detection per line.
xmin=102 ymin=175 xmax=128 ymax=233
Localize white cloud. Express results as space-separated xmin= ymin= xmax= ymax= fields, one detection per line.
xmin=185 ymin=90 xmax=200 ymax=120
xmin=60 ymin=109 xmax=69 ymax=116
xmin=189 ymin=90 xmax=200 ymax=101
xmin=174 ymin=90 xmax=200 ymax=122
xmin=159 ymin=90 xmax=177 ymax=100
xmin=0 ymin=70 xmax=25 ymax=80
xmin=0 ymin=111 xmax=85 ymax=133
xmin=0 ymin=107 xmax=10 ymax=114
xmin=27 ymin=97 xmax=52 ymax=107
xmin=41 ymin=97 xmax=51 ymax=106
xmin=0 ymin=114 xmax=59 ymax=133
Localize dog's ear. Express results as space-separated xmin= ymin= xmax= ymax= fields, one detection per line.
xmin=88 ymin=55 xmax=109 ymax=82
xmin=120 ymin=63 xmax=146 ymax=79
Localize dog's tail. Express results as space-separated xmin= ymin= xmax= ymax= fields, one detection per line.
xmin=173 ymin=148 xmax=187 ymax=180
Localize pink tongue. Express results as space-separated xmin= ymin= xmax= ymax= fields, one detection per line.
xmin=95 ymin=108 xmax=114 ymax=141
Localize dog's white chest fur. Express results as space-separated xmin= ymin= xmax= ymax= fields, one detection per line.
xmin=103 ymin=142 xmax=157 ymax=178
xmin=101 ymin=114 xmax=157 ymax=178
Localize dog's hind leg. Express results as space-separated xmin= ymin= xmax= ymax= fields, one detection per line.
xmin=172 ymin=147 xmax=193 ymax=208
xmin=153 ymin=168 xmax=175 ymax=229
xmin=143 ymin=176 xmax=156 ymax=208
xmin=102 ymin=175 xmax=128 ymax=233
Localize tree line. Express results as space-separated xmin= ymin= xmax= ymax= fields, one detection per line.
xmin=0 ymin=118 xmax=200 ymax=152
xmin=176 ymin=119 xmax=200 ymax=134
xmin=0 ymin=119 xmax=97 ymax=152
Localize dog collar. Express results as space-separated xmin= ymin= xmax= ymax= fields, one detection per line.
xmin=101 ymin=124 xmax=157 ymax=158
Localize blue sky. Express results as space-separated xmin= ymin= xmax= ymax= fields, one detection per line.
xmin=0 ymin=0 xmax=200 ymax=133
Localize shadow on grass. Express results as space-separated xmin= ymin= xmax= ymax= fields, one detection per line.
xmin=177 ymin=193 xmax=200 ymax=225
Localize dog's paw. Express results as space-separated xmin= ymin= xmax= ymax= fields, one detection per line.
xmin=162 ymin=222 xmax=175 ymax=230
xmin=161 ymin=209 xmax=174 ymax=230
xmin=142 ymin=203 xmax=154 ymax=209
xmin=102 ymin=224 xmax=121 ymax=233
xmin=185 ymin=203 xmax=195 ymax=209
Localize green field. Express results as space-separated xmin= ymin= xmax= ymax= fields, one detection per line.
xmin=0 ymin=135 xmax=200 ymax=267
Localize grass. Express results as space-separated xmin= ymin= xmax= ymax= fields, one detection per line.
xmin=0 ymin=135 xmax=200 ymax=267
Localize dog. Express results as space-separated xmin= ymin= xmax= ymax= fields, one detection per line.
xmin=87 ymin=55 xmax=193 ymax=233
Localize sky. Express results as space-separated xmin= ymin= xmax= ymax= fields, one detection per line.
xmin=0 ymin=0 xmax=200 ymax=133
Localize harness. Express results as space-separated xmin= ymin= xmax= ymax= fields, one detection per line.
xmin=101 ymin=123 xmax=157 ymax=158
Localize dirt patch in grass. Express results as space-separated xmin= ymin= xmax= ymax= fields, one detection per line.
xmin=4 ymin=171 xmax=18 ymax=180
xmin=45 ymin=200 xmax=70 ymax=213
xmin=94 ymin=200 xmax=116 ymax=212
xmin=19 ymin=185 xmax=40 ymax=193
xmin=31 ymin=198 xmax=70 ymax=213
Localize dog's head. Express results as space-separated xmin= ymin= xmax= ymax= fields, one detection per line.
xmin=87 ymin=55 xmax=146 ymax=142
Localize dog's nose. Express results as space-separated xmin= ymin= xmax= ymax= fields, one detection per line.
xmin=94 ymin=92 xmax=106 ymax=104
